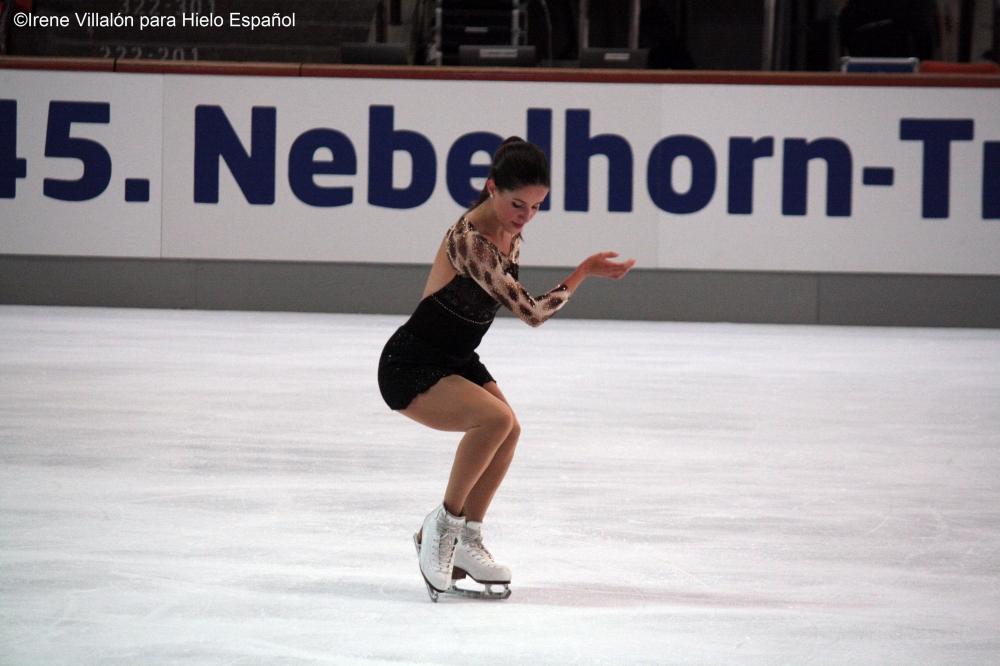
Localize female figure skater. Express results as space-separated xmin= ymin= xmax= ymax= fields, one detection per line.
xmin=377 ymin=137 xmax=634 ymax=601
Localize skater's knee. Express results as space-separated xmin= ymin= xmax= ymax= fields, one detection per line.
xmin=478 ymin=403 xmax=515 ymax=438
xmin=493 ymin=416 xmax=520 ymax=462
xmin=506 ymin=416 xmax=521 ymax=445
xmin=490 ymin=404 xmax=515 ymax=437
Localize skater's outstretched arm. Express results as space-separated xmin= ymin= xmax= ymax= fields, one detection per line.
xmin=447 ymin=221 xmax=636 ymax=327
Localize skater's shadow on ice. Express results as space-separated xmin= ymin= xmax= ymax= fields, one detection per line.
xmin=511 ymin=585 xmax=852 ymax=610
xmin=251 ymin=577 xmax=427 ymax=603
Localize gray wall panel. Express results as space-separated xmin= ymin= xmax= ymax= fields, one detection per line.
xmin=191 ymin=261 xmax=427 ymax=314
xmin=819 ymin=274 xmax=1000 ymax=328
xmin=0 ymin=256 xmax=197 ymax=309
xmin=513 ymin=268 xmax=818 ymax=324
xmin=3 ymin=255 xmax=999 ymax=328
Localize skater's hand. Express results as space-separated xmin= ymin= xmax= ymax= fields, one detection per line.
xmin=562 ymin=252 xmax=636 ymax=294
xmin=580 ymin=252 xmax=636 ymax=280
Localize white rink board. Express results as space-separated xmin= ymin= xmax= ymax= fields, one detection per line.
xmin=1 ymin=69 xmax=999 ymax=273
xmin=0 ymin=70 xmax=163 ymax=257
xmin=656 ymin=84 xmax=1000 ymax=273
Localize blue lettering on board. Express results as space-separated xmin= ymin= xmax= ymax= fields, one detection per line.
xmin=564 ymin=109 xmax=633 ymax=213
xmin=193 ymin=105 xmax=276 ymax=205
xmin=900 ymin=119 xmax=974 ymax=219
xmin=0 ymin=100 xmax=28 ymax=199
xmin=288 ymin=128 xmax=357 ymax=208
xmin=782 ymin=138 xmax=852 ymax=217
xmin=984 ymin=142 xmax=1000 ymax=220
xmin=728 ymin=137 xmax=774 ymax=215
xmin=446 ymin=132 xmax=503 ymax=208
xmin=647 ymin=135 xmax=717 ymax=214
xmin=368 ymin=105 xmax=437 ymax=209
xmin=44 ymin=101 xmax=113 ymax=202
xmin=526 ymin=108 xmax=553 ymax=211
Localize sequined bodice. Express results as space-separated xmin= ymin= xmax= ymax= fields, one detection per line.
xmin=399 ymin=217 xmax=570 ymax=359
xmin=431 ymin=267 xmax=518 ymax=325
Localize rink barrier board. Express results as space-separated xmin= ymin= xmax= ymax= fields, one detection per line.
xmin=3 ymin=255 xmax=999 ymax=328
xmin=2 ymin=58 xmax=999 ymax=326
xmin=3 ymin=59 xmax=999 ymax=273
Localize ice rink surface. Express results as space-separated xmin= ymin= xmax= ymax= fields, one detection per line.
xmin=1 ymin=305 xmax=998 ymax=665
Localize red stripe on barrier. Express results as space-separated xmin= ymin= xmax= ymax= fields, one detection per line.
xmin=919 ymin=60 xmax=1000 ymax=75
xmin=301 ymin=64 xmax=1000 ymax=87
xmin=1 ymin=56 xmax=998 ymax=87
xmin=113 ymin=60 xmax=301 ymax=76
xmin=0 ymin=56 xmax=114 ymax=72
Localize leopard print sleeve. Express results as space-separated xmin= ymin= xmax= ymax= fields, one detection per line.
xmin=446 ymin=219 xmax=570 ymax=328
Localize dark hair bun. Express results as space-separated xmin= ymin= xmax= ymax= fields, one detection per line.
xmin=489 ymin=138 xmax=549 ymax=190
xmin=497 ymin=136 xmax=526 ymax=149
xmin=467 ymin=136 xmax=550 ymax=209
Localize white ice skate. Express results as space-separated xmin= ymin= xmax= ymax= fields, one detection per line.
xmin=414 ymin=504 xmax=464 ymax=602
xmin=413 ymin=518 xmax=512 ymax=601
xmin=453 ymin=520 xmax=512 ymax=598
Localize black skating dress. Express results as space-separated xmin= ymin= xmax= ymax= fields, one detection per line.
xmin=378 ymin=216 xmax=571 ymax=410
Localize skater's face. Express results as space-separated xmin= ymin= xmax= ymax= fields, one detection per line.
xmin=487 ymin=180 xmax=548 ymax=236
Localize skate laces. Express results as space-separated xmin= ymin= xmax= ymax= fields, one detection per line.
xmin=461 ymin=531 xmax=496 ymax=564
xmin=431 ymin=514 xmax=461 ymax=574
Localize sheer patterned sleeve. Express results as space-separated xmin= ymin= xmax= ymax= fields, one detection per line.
xmin=446 ymin=222 xmax=570 ymax=328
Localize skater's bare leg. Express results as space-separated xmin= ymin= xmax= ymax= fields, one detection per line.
xmin=401 ymin=376 xmax=515 ymax=517
xmin=462 ymin=382 xmax=519 ymax=521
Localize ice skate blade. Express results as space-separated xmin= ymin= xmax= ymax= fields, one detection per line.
xmin=444 ymin=583 xmax=511 ymax=600
xmin=423 ymin=578 xmax=440 ymax=602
